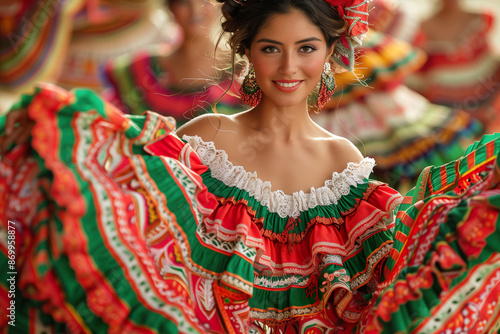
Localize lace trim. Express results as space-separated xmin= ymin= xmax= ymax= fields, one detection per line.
xmin=254 ymin=273 xmax=311 ymax=289
xmin=183 ymin=135 xmax=375 ymax=218
xmin=250 ymin=304 xmax=322 ymax=323
xmin=350 ymin=243 xmax=392 ymax=290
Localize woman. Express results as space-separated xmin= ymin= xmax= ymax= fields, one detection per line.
xmin=102 ymin=0 xmax=245 ymax=125
xmin=1 ymin=0 xmax=500 ymax=333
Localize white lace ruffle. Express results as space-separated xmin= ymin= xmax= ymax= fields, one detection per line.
xmin=183 ymin=135 xmax=375 ymax=218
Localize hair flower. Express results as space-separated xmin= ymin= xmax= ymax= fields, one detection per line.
xmin=324 ymin=0 xmax=370 ymax=36
xmin=325 ymin=0 xmax=370 ymax=72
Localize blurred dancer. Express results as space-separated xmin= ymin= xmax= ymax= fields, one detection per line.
xmin=102 ymin=0 xmax=245 ymax=125
xmin=58 ymin=0 xmax=176 ymax=91
xmin=407 ymin=0 xmax=500 ymax=133
xmin=0 ymin=0 xmax=174 ymax=112
xmin=367 ymin=0 xmax=421 ymax=44
xmin=0 ymin=0 xmax=83 ymax=112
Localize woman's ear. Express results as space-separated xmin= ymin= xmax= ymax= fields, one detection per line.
xmin=327 ymin=39 xmax=348 ymax=73
xmin=245 ymin=49 xmax=252 ymax=63
xmin=326 ymin=40 xmax=337 ymax=61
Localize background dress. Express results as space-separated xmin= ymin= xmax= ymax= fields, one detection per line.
xmin=407 ymin=12 xmax=500 ymax=134
xmin=0 ymin=0 xmax=175 ymax=114
xmin=102 ymin=50 xmax=245 ymax=125
xmin=1 ymin=85 xmax=500 ymax=333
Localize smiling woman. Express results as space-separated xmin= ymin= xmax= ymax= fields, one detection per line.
xmin=247 ymin=10 xmax=333 ymax=109
xmin=2 ymin=0 xmax=500 ymax=333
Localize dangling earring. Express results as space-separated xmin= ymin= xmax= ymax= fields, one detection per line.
xmin=317 ymin=62 xmax=336 ymax=111
xmin=240 ymin=63 xmax=262 ymax=107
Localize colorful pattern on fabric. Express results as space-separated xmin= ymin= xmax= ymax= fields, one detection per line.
xmin=362 ymin=134 xmax=500 ymax=334
xmin=102 ymin=51 xmax=245 ymax=125
xmin=2 ymin=85 xmax=500 ymax=333
xmin=0 ymin=85 xmax=207 ymax=333
xmin=58 ymin=3 xmax=176 ymax=91
xmin=325 ymin=30 xmax=427 ymax=109
xmin=408 ymin=13 xmax=500 ymax=134
xmin=0 ymin=0 xmax=83 ymax=91
xmin=327 ymin=0 xmax=370 ymax=72
xmin=0 ymin=85 xmax=402 ymax=333
xmin=182 ymin=135 xmax=401 ymax=332
xmin=326 ymin=0 xmax=369 ymax=36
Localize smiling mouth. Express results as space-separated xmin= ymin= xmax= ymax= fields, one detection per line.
xmin=273 ymin=81 xmax=302 ymax=88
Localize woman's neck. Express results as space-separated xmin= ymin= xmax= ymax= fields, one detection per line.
xmin=242 ymin=100 xmax=317 ymax=143
xmin=176 ymin=36 xmax=215 ymax=60
xmin=438 ymin=0 xmax=462 ymax=16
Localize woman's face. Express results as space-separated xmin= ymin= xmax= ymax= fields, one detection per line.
xmin=246 ymin=9 xmax=333 ymax=109
xmin=169 ymin=0 xmax=218 ymax=37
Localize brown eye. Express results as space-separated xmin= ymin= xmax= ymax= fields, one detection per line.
xmin=300 ymin=45 xmax=317 ymax=53
xmin=262 ymin=46 xmax=279 ymax=53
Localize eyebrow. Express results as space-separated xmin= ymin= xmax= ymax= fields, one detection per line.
xmin=255 ymin=37 xmax=322 ymax=44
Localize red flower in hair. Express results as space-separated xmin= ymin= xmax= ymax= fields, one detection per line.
xmin=324 ymin=0 xmax=370 ymax=36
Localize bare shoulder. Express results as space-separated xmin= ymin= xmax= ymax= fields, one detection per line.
xmin=312 ymin=124 xmax=364 ymax=163
xmin=329 ymin=135 xmax=364 ymax=163
xmin=318 ymin=131 xmax=365 ymax=171
xmin=175 ymin=113 xmax=234 ymax=142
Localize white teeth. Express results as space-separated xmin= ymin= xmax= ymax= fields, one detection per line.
xmin=275 ymin=81 xmax=300 ymax=88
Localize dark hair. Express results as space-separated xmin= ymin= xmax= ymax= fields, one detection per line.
xmin=216 ymin=0 xmax=346 ymax=57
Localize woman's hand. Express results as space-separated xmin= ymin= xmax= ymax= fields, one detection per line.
xmin=1 ymin=108 xmax=33 ymax=154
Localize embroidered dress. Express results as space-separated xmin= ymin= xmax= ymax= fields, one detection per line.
xmin=313 ymin=30 xmax=482 ymax=191
xmin=1 ymin=85 xmax=500 ymax=333
xmin=407 ymin=12 xmax=500 ymax=134
xmin=178 ymin=136 xmax=401 ymax=333
xmin=363 ymin=134 xmax=500 ymax=334
xmin=102 ymin=50 xmax=245 ymax=125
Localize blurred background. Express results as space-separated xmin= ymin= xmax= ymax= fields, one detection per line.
xmin=1 ymin=0 xmax=498 ymax=105
xmin=403 ymin=0 xmax=500 ymax=51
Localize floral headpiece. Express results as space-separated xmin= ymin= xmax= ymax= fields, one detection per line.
xmin=325 ymin=0 xmax=370 ymax=72
xmin=325 ymin=0 xmax=370 ymax=36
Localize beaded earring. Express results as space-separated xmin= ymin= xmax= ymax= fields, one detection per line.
xmin=239 ymin=64 xmax=262 ymax=107
xmin=316 ymin=62 xmax=336 ymax=111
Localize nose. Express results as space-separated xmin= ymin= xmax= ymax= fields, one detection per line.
xmin=279 ymin=52 xmax=298 ymax=76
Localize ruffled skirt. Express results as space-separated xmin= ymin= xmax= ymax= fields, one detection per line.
xmin=2 ymin=85 xmax=500 ymax=333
